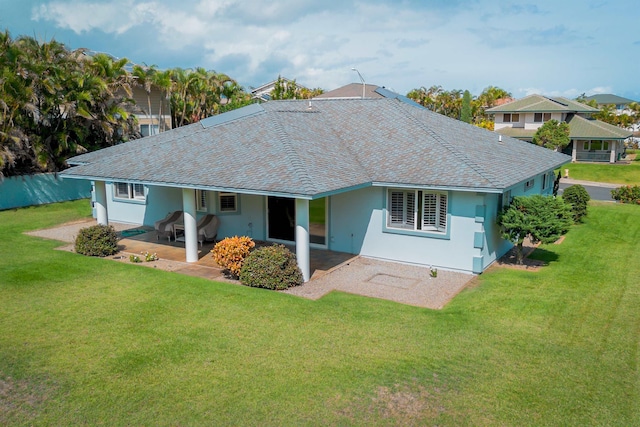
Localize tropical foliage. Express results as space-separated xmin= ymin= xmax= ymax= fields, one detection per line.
xmin=0 ymin=31 xmax=138 ymax=177
xmin=406 ymin=85 xmax=511 ymax=128
xmin=576 ymin=94 xmax=640 ymax=129
xmin=0 ymin=31 xmax=252 ymax=178
xmin=211 ymin=236 xmax=256 ymax=278
xmin=269 ymin=75 xmax=324 ymax=100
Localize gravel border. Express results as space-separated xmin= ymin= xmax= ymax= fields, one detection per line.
xmin=283 ymin=256 xmax=474 ymax=309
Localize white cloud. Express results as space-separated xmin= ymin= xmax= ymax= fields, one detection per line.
xmin=25 ymin=0 xmax=640 ymax=98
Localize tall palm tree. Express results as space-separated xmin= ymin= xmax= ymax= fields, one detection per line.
xmin=132 ymin=63 xmax=158 ymax=133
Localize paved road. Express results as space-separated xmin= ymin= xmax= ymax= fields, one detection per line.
xmin=558 ymin=178 xmax=618 ymax=202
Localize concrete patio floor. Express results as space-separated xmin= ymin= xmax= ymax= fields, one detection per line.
xmin=27 ymin=219 xmax=477 ymax=308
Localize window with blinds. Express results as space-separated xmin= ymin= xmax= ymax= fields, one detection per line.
xmin=388 ymin=189 xmax=447 ymax=233
xmin=196 ymin=189 xmax=207 ymax=212
xmin=219 ymin=192 xmax=237 ymax=212
xmin=114 ymin=182 xmax=146 ymax=201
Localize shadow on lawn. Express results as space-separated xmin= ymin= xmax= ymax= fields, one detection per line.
xmin=528 ymin=247 xmax=560 ymax=264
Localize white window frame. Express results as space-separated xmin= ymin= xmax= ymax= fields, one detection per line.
xmin=524 ymin=179 xmax=535 ymax=191
xmin=113 ymin=182 xmax=146 ymax=201
xmin=219 ymin=192 xmax=237 ymax=213
xmin=533 ymin=112 xmax=552 ymax=123
xmin=140 ymin=124 xmax=159 ymax=137
xmin=387 ymin=189 xmax=448 ymax=234
xmin=503 ymin=113 xmax=520 ymax=123
xmin=583 ymin=140 xmax=609 ymax=151
xmin=196 ymin=189 xmax=207 ymax=212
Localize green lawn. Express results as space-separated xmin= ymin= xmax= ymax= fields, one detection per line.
xmin=1 ymin=200 xmax=639 ymax=426
xmin=562 ymin=154 xmax=640 ymax=184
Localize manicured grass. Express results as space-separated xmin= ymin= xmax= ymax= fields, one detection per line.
xmin=562 ymin=155 xmax=640 ymax=184
xmin=1 ymin=200 xmax=639 ymax=425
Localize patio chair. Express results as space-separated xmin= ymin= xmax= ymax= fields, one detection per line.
xmin=154 ymin=211 xmax=183 ymax=241
xmin=197 ymin=214 xmax=220 ymax=247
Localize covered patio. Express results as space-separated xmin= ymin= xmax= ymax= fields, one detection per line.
xmin=114 ymin=225 xmax=355 ymax=281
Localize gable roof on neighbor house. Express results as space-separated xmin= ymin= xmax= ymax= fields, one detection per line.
xmin=314 ymin=83 xmax=385 ymax=99
xmin=250 ymin=77 xmax=307 ymax=102
xmin=584 ymin=94 xmax=636 ymax=105
xmin=486 ymin=94 xmax=599 ymax=114
xmin=496 ymin=114 xmax=632 ymax=140
xmin=63 ymin=98 xmax=570 ymax=198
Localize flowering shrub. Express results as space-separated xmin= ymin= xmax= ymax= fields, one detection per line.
xmin=143 ymin=251 xmax=158 ymax=262
xmin=239 ymin=244 xmax=303 ymax=290
xmin=611 ymin=185 xmax=640 ymax=204
xmin=211 ymin=236 xmax=255 ymax=278
xmin=129 ymin=254 xmax=142 ymax=263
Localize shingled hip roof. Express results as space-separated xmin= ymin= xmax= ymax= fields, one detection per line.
xmin=63 ymin=98 xmax=570 ymax=197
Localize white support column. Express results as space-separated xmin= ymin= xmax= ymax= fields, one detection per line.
xmin=610 ymin=142 xmax=617 ymax=163
xmin=571 ymin=140 xmax=577 ymax=162
xmin=295 ymin=198 xmax=310 ymax=282
xmin=94 ymin=181 xmax=108 ymax=225
xmin=182 ymin=188 xmax=198 ymax=263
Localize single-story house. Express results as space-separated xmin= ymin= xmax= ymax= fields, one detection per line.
xmin=487 ymin=94 xmax=632 ymax=163
xmin=61 ymin=95 xmax=570 ymax=280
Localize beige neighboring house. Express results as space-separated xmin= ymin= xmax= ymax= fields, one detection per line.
xmin=487 ymin=94 xmax=632 ymax=163
xmin=128 ymin=85 xmax=172 ymax=136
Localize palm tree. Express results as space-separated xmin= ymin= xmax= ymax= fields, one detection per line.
xmin=132 ymin=64 xmax=158 ymax=134
xmin=153 ymin=69 xmax=173 ymax=132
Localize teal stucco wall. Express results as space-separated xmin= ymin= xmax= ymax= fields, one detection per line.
xmin=0 ymin=173 xmax=91 ymax=211
xmin=329 ymin=186 xmax=489 ymax=274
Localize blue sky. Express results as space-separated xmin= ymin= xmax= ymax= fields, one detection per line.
xmin=2 ymin=0 xmax=639 ymax=100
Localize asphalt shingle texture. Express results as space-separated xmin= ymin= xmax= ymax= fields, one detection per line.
xmin=63 ymin=98 xmax=571 ymax=197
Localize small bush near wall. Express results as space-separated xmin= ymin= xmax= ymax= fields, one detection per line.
xmin=211 ymin=236 xmax=255 ymax=279
xmin=611 ymin=185 xmax=640 ymax=204
xmin=239 ymin=244 xmax=303 ymax=290
xmin=75 ymin=224 xmax=119 ymax=257
xmin=562 ymin=184 xmax=590 ymax=222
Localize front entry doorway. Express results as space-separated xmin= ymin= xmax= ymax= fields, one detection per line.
xmin=267 ymin=196 xmax=295 ymax=241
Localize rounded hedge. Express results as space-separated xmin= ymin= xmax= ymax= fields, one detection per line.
xmin=75 ymin=224 xmax=119 ymax=257
xmin=239 ymin=244 xmax=303 ymax=290
xmin=562 ymin=184 xmax=590 ymax=223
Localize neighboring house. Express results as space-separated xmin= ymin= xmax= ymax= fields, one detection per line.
xmin=250 ymin=77 xmax=306 ymax=101
xmin=585 ymin=93 xmax=639 ymax=133
xmin=487 ymin=94 xmax=632 ymax=163
xmin=128 ymin=85 xmax=172 ymax=136
xmin=584 ymin=94 xmax=636 ymax=114
xmin=316 ymin=83 xmax=424 ymax=109
xmin=61 ymin=97 xmax=570 ymax=280
xmin=314 ymin=83 xmax=385 ymax=99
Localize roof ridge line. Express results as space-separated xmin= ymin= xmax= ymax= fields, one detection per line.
xmin=394 ymin=101 xmax=503 ymax=187
xmin=270 ymin=115 xmax=318 ymax=195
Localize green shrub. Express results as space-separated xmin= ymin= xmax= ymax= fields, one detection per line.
xmin=75 ymin=224 xmax=119 ymax=257
xmin=562 ymin=184 xmax=590 ymax=222
xmin=611 ymin=185 xmax=640 ymax=204
xmin=239 ymin=244 xmax=303 ymax=290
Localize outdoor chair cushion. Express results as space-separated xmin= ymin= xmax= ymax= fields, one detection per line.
xmin=197 ymin=214 xmax=220 ymax=247
xmin=154 ymin=211 xmax=183 ymax=241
